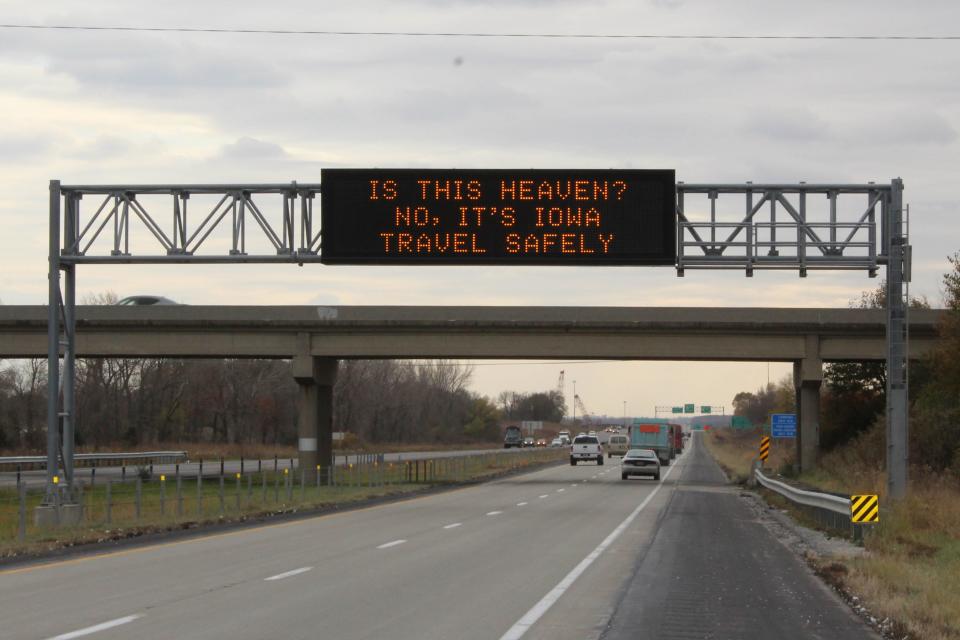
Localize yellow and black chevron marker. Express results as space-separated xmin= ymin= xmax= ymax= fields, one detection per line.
xmin=759 ymin=436 xmax=770 ymax=462
xmin=850 ymin=494 xmax=879 ymax=523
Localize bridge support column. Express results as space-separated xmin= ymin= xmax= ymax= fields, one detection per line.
xmin=794 ymin=336 xmax=822 ymax=473
xmin=293 ymin=354 xmax=337 ymax=485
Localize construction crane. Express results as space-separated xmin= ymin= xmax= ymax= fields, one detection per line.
xmin=574 ymin=393 xmax=593 ymax=426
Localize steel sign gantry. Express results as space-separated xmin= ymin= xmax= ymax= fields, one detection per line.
xmin=43 ymin=176 xmax=912 ymax=509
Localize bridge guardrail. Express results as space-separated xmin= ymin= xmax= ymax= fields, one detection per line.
xmin=754 ymin=466 xmax=864 ymax=540
xmin=0 ymin=451 xmax=188 ymax=470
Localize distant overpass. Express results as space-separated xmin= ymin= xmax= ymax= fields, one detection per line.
xmin=0 ymin=305 xmax=944 ymax=478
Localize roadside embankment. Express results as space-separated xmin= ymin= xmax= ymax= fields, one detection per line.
xmin=704 ymin=427 xmax=960 ymax=640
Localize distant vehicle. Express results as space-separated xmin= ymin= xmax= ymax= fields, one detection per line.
xmin=535 ymin=438 xmax=548 ymax=447
xmin=670 ymin=423 xmax=683 ymax=456
xmin=606 ymin=434 xmax=629 ymax=458
xmin=558 ymin=430 xmax=571 ymax=445
xmin=523 ymin=437 xmax=535 ymax=448
xmin=570 ymin=434 xmax=603 ymax=466
xmin=550 ymin=437 xmax=563 ymax=447
xmin=504 ymin=425 xmax=523 ymax=449
xmin=629 ymin=423 xmax=672 ymax=466
xmin=116 ymin=295 xmax=178 ymax=306
xmin=621 ymin=448 xmax=661 ymax=481
xmin=588 ymin=430 xmax=597 ymax=437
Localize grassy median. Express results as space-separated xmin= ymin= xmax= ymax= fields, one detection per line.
xmin=704 ymin=427 xmax=960 ymax=640
xmin=0 ymin=448 xmax=565 ymax=560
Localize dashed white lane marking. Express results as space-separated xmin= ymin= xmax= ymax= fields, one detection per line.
xmin=557 ymin=488 xmax=565 ymax=493
xmin=377 ymin=539 xmax=407 ymax=549
xmin=443 ymin=522 xmax=462 ymax=529
xmin=570 ymin=484 xmax=578 ymax=487
xmin=498 ymin=440 xmax=686 ymax=640
xmin=265 ymin=566 xmax=313 ymax=581
xmin=538 ymin=494 xmax=549 ymax=499
xmin=516 ymin=502 xmax=528 ymax=506
xmin=486 ymin=510 xmax=503 ymax=516
xmin=48 ymin=614 xmax=143 ymax=639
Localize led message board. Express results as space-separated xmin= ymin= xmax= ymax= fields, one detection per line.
xmin=319 ymin=169 xmax=676 ymax=265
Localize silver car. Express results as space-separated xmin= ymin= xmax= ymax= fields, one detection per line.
xmin=621 ymin=448 xmax=661 ymax=481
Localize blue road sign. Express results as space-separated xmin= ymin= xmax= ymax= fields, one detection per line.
xmin=771 ymin=413 xmax=797 ymax=438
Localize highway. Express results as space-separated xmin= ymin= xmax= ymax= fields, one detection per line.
xmin=0 ymin=447 xmax=532 ymax=488
xmin=0 ymin=435 xmax=875 ymax=640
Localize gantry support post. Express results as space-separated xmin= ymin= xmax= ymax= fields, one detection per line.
xmin=886 ymin=178 xmax=909 ymax=499
xmin=44 ymin=180 xmax=62 ymax=504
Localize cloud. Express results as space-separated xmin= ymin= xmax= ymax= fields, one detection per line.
xmin=218 ymin=136 xmax=290 ymax=160
xmin=744 ymin=108 xmax=831 ymax=142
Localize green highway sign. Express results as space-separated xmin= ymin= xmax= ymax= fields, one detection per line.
xmin=701 ymin=406 xmax=712 ymax=414
xmin=684 ymin=404 xmax=695 ymax=414
xmin=672 ymin=407 xmax=683 ymax=414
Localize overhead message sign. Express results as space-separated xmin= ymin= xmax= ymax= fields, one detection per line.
xmin=319 ymin=169 xmax=676 ymax=264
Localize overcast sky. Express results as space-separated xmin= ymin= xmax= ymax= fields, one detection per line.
xmin=1 ymin=1 xmax=958 ymax=418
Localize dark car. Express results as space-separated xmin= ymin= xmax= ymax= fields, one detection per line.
xmin=116 ymin=295 xmax=179 ymax=306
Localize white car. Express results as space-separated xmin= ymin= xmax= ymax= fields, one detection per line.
xmin=570 ymin=435 xmax=603 ymax=466
xmin=550 ymin=438 xmax=564 ymax=447
xmin=621 ymin=448 xmax=661 ymax=481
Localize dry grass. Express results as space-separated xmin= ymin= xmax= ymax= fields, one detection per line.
xmin=702 ymin=427 xmax=794 ymax=483
xmin=705 ymin=427 xmax=960 ymax=640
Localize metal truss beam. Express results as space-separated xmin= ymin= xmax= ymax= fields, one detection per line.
xmin=43 ymin=178 xmax=911 ymax=505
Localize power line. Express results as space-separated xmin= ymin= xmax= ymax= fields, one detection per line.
xmin=0 ymin=23 xmax=957 ymax=41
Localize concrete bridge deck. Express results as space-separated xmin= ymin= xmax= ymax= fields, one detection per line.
xmin=0 ymin=305 xmax=944 ymax=361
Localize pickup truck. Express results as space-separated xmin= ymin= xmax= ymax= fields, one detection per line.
xmin=570 ymin=434 xmax=604 ymax=466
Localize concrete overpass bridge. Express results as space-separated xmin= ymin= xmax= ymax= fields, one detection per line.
xmin=0 ymin=305 xmax=944 ymax=478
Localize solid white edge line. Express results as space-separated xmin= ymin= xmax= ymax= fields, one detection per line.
xmin=557 ymin=488 xmax=565 ymax=492
xmin=377 ymin=539 xmax=407 ymax=549
xmin=264 ymin=566 xmax=313 ymax=581
xmin=48 ymin=614 xmax=143 ymax=640
xmin=443 ymin=522 xmax=462 ymax=529
xmin=498 ymin=448 xmax=686 ymax=640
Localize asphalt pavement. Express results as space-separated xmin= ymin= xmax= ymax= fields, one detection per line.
xmin=0 ymin=435 xmax=876 ymax=640
xmin=602 ymin=434 xmax=877 ymax=640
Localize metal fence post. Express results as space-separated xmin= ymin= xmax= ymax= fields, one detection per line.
xmin=177 ymin=474 xmax=183 ymax=517
xmin=135 ymin=477 xmax=142 ymax=521
xmin=18 ymin=483 xmax=27 ymax=542
xmin=105 ymin=479 xmax=112 ymax=524
xmin=197 ymin=473 xmax=203 ymax=517
xmin=262 ymin=469 xmax=267 ymax=503
xmin=160 ymin=475 xmax=166 ymax=516
xmin=274 ymin=470 xmax=280 ymax=503
xmin=218 ymin=476 xmax=225 ymax=516
xmin=236 ymin=473 xmax=241 ymax=512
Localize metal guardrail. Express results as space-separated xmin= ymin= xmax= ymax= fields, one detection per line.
xmin=0 ymin=451 xmax=188 ymax=470
xmin=755 ymin=468 xmax=850 ymax=515
xmin=754 ymin=466 xmax=864 ymax=540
